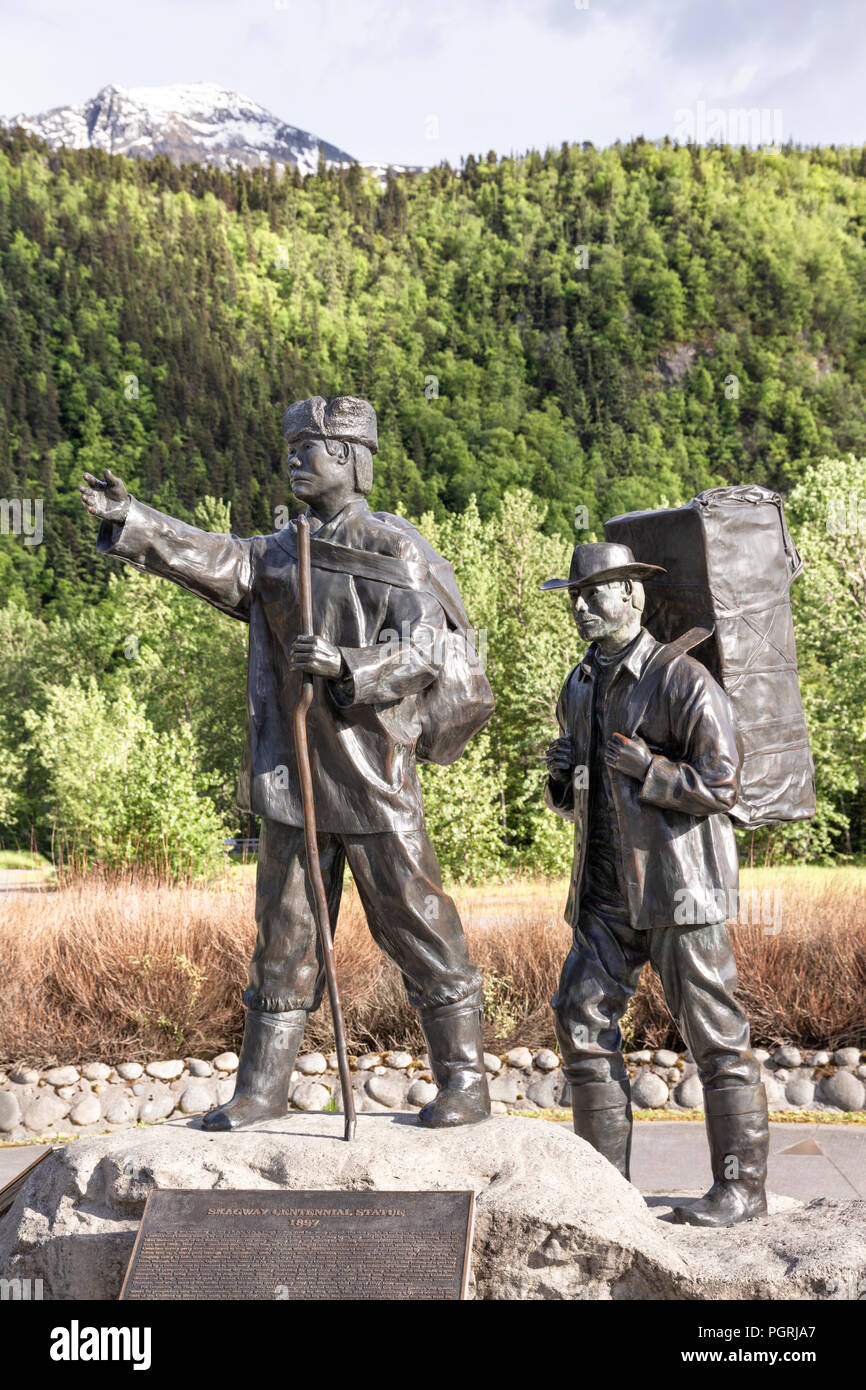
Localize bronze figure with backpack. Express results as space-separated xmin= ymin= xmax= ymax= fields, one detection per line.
xmin=80 ymin=395 xmax=495 ymax=1134
xmin=542 ymin=494 xmax=814 ymax=1227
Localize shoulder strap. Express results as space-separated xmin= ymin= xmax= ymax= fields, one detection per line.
xmin=628 ymin=625 xmax=714 ymax=738
xmin=274 ymin=528 xmax=467 ymax=632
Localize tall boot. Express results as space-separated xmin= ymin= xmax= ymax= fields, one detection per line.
xmin=672 ymin=1083 xmax=769 ymax=1227
xmin=202 ymin=1008 xmax=305 ymax=1132
xmin=417 ymin=991 xmax=490 ymax=1128
xmin=570 ymin=1077 xmax=633 ymax=1180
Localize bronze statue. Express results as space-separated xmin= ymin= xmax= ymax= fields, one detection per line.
xmin=542 ymin=542 xmax=768 ymax=1228
xmin=79 ymin=395 xmax=493 ymax=1131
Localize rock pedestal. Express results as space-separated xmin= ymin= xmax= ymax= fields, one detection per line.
xmin=1 ymin=1114 xmax=864 ymax=1300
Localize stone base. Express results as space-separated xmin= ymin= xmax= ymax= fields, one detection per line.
xmin=1 ymin=1114 xmax=864 ymax=1300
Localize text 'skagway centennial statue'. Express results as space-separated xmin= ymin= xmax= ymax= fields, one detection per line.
xmin=80 ymin=396 xmax=494 ymax=1132
xmin=543 ymin=542 xmax=769 ymax=1228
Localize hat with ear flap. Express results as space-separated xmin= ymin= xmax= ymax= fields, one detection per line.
xmin=541 ymin=542 xmax=665 ymax=591
xmin=282 ymin=395 xmax=378 ymax=453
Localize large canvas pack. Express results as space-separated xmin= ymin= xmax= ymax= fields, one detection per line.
xmin=605 ymin=485 xmax=815 ymax=827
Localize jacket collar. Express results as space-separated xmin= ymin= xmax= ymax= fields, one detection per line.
xmin=273 ymin=497 xmax=370 ymax=555
xmin=578 ymin=626 xmax=657 ymax=681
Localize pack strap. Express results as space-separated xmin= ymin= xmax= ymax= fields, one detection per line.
xmin=627 ymin=625 xmax=714 ymax=738
xmin=274 ymin=528 xmax=467 ymax=633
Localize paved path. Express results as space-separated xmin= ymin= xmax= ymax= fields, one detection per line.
xmin=1 ymin=1123 xmax=864 ymax=1204
xmin=631 ymin=1120 xmax=866 ymax=1201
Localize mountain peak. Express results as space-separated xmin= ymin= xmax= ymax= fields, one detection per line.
xmin=6 ymin=81 xmax=357 ymax=176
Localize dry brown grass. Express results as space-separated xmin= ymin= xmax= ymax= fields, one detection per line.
xmin=0 ymin=868 xmax=864 ymax=1066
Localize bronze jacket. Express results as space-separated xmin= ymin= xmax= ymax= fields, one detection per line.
xmin=545 ymin=626 xmax=740 ymax=930
xmin=98 ymin=497 xmax=453 ymax=833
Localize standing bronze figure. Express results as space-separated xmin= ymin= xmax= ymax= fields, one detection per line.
xmin=80 ymin=395 xmax=493 ymax=1132
xmin=542 ymin=542 xmax=768 ymax=1227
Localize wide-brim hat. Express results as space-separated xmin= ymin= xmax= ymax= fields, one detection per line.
xmin=541 ymin=542 xmax=666 ymax=592
xmin=282 ymin=395 xmax=378 ymax=454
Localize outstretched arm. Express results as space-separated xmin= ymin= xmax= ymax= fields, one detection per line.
xmin=80 ymin=470 xmax=254 ymax=621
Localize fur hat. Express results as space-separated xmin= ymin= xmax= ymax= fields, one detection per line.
xmin=282 ymin=395 xmax=378 ymax=454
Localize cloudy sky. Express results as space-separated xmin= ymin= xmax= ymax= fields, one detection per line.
xmin=1 ymin=0 xmax=864 ymax=164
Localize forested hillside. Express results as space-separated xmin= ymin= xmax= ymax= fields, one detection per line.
xmin=3 ymin=130 xmax=866 ymax=611
xmin=2 ymin=131 xmax=866 ymax=870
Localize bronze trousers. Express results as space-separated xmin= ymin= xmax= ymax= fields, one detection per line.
xmin=244 ymin=817 xmax=482 ymax=1015
xmin=553 ymin=894 xmax=760 ymax=1092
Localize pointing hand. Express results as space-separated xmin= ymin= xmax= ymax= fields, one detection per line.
xmin=79 ymin=469 xmax=131 ymax=523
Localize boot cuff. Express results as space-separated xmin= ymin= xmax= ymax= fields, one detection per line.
xmin=245 ymin=1006 xmax=307 ymax=1029
xmin=418 ymin=988 xmax=483 ymax=1024
xmin=571 ymin=1078 xmax=631 ymax=1112
xmin=705 ymin=1083 xmax=767 ymax=1117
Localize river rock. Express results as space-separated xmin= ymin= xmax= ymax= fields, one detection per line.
xmin=505 ymin=1047 xmax=533 ymax=1070
xmin=115 ymin=1063 xmax=144 ymax=1081
xmin=365 ymin=1075 xmax=406 ymax=1109
xmin=674 ymin=1074 xmax=704 ymax=1109
xmin=145 ymin=1060 xmax=185 ymax=1082
xmin=488 ymin=1075 xmax=520 ymax=1104
xmin=632 ymin=1070 xmax=669 ymax=1109
xmin=385 ymin=1051 xmax=414 ymax=1070
xmin=526 ymin=1075 xmax=559 ymax=1109
xmin=406 ymin=1080 xmax=437 ymax=1107
xmin=291 ymin=1082 xmax=331 ymax=1112
xmin=763 ymin=1077 xmax=787 ymax=1109
xmin=653 ymin=1050 xmax=679 ymax=1068
xmin=354 ymin=1054 xmax=380 ymax=1071
xmin=483 ymin=1054 xmax=502 ymax=1073
xmin=138 ymin=1093 xmax=176 ymax=1123
xmin=104 ymin=1097 xmax=136 ymax=1125
xmin=810 ymin=1051 xmax=830 ymax=1067
xmin=185 ymin=1059 xmax=213 ymax=1078
xmin=4 ymin=1115 xmax=866 ymax=1302
xmin=179 ymin=1084 xmax=216 ymax=1116
xmin=69 ymin=1096 xmax=102 ymax=1127
xmin=834 ymin=1048 xmax=862 ymax=1069
xmin=773 ymin=1046 xmax=802 ymax=1070
xmin=534 ymin=1049 xmax=560 ymax=1072
xmin=296 ymin=1053 xmax=327 ymax=1076
xmin=9 ymin=1068 xmax=40 ymax=1085
xmin=23 ymin=1093 xmax=70 ymax=1131
xmin=785 ymin=1077 xmax=816 ymax=1107
xmin=820 ymin=1070 xmax=865 ymax=1112
xmin=81 ymin=1063 xmax=112 ymax=1082
xmin=213 ymin=1052 xmax=239 ymax=1073
xmin=0 ymin=1091 xmax=22 ymax=1132
xmin=626 ymin=1050 xmax=652 ymax=1064
xmin=44 ymin=1066 xmax=80 ymax=1088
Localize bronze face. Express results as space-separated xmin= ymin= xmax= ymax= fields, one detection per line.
xmin=570 ymin=579 xmax=641 ymax=654
xmin=287 ymin=436 xmax=356 ymax=519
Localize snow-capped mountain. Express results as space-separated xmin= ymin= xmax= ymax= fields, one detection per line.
xmin=6 ymin=82 xmax=359 ymax=177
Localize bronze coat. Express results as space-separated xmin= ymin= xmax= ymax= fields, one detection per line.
xmin=546 ymin=627 xmax=741 ymax=930
xmin=98 ymin=497 xmax=453 ymax=833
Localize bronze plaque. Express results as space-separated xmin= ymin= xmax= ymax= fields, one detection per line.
xmin=120 ymin=1189 xmax=474 ymax=1300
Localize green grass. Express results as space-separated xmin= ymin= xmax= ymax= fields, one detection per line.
xmin=0 ymin=849 xmax=53 ymax=871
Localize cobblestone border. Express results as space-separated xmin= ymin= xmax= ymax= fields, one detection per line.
xmin=1 ymin=1044 xmax=864 ymax=1141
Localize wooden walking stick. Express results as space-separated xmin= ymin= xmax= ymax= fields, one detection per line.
xmin=292 ymin=516 xmax=356 ymax=1141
